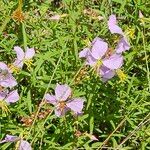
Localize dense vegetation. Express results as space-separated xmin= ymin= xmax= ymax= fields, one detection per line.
xmin=0 ymin=0 xmax=149 ymax=149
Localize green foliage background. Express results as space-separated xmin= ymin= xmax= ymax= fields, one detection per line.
xmin=0 ymin=0 xmax=150 ymax=149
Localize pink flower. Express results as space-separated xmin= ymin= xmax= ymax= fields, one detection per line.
xmin=19 ymin=140 xmax=32 ymax=150
xmin=45 ymin=84 xmax=84 ymax=117
xmin=99 ymin=66 xmax=115 ymax=82
xmin=79 ymin=37 xmax=109 ymax=66
xmin=102 ymin=53 xmax=123 ymax=69
xmin=79 ymin=37 xmax=123 ymax=81
xmin=116 ymin=37 xmax=130 ymax=53
xmin=0 ymin=90 xmax=19 ymax=104
xmin=99 ymin=53 xmax=123 ymax=81
xmin=79 ymin=37 xmax=123 ymax=68
xmin=108 ymin=14 xmax=124 ymax=36
xmin=0 ymin=135 xmax=19 ymax=143
xmin=13 ymin=46 xmax=35 ymax=69
xmin=0 ymin=62 xmax=17 ymax=88
xmin=0 ymin=135 xmax=32 ymax=150
xmin=108 ymin=15 xmax=130 ymax=53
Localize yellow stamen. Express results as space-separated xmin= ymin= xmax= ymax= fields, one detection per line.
xmin=89 ymin=59 xmax=102 ymax=77
xmin=113 ymin=35 xmax=121 ymax=44
xmin=8 ymin=64 xmax=20 ymax=74
xmin=125 ymin=27 xmax=135 ymax=39
xmin=0 ymin=100 xmax=10 ymax=115
xmin=94 ymin=59 xmax=102 ymax=72
xmin=24 ymin=59 xmax=33 ymax=70
xmin=140 ymin=18 xmax=145 ymax=25
xmin=116 ymin=69 xmax=127 ymax=82
xmin=83 ymin=39 xmax=91 ymax=47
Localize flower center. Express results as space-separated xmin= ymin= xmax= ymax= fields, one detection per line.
xmin=58 ymin=101 xmax=66 ymax=113
xmin=8 ymin=64 xmax=20 ymax=73
xmin=24 ymin=59 xmax=33 ymax=70
xmin=0 ymin=100 xmax=10 ymax=115
xmin=59 ymin=101 xmax=66 ymax=110
xmin=105 ymin=48 xmax=114 ymax=58
xmin=0 ymin=86 xmax=6 ymax=92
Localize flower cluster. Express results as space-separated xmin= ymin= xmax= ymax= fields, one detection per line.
xmin=0 ymin=62 xmax=19 ymax=106
xmin=79 ymin=14 xmax=130 ymax=81
xmin=0 ymin=46 xmax=35 ymax=149
xmin=0 ymin=14 xmax=131 ymax=150
xmin=0 ymin=46 xmax=35 ymax=106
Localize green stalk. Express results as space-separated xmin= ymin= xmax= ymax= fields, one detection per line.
xmin=22 ymin=22 xmax=27 ymax=50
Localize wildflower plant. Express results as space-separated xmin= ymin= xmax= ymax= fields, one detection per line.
xmin=79 ymin=14 xmax=131 ymax=81
xmin=79 ymin=37 xmax=124 ymax=81
xmin=45 ymin=84 xmax=84 ymax=117
xmin=0 ymin=1 xmax=149 ymax=150
xmin=12 ymin=46 xmax=35 ymax=70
